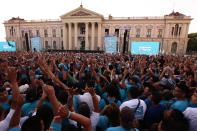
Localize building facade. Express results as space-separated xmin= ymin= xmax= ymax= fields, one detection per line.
xmin=4 ymin=5 xmax=192 ymax=54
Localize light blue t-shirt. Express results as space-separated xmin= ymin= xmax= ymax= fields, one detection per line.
xmin=145 ymin=98 xmax=152 ymax=110
xmin=21 ymin=74 xmax=28 ymax=79
xmin=22 ymin=100 xmax=39 ymax=116
xmin=36 ymin=75 xmax=42 ymax=79
xmin=9 ymin=128 xmax=21 ymax=131
xmin=101 ymin=92 xmax=108 ymax=99
xmin=188 ymin=101 xmax=197 ymax=108
xmin=107 ymin=126 xmax=139 ymax=131
xmin=160 ymin=100 xmax=169 ymax=109
xmin=119 ymin=88 xmax=126 ymax=102
xmin=35 ymin=67 xmax=41 ymax=73
xmin=170 ymin=100 xmax=189 ymax=112
xmin=95 ymin=84 xmax=102 ymax=95
xmin=58 ymin=64 xmax=68 ymax=72
xmin=97 ymin=115 xmax=109 ymax=131
xmin=50 ymin=122 xmax=61 ymax=131
xmin=125 ymin=84 xmax=135 ymax=101
xmin=0 ymin=95 xmax=12 ymax=111
xmin=73 ymin=96 xmax=79 ymax=112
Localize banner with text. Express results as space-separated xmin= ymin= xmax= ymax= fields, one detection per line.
xmin=105 ymin=36 xmax=117 ymax=54
xmin=0 ymin=41 xmax=16 ymax=52
xmin=131 ymin=42 xmax=160 ymax=55
xmin=31 ymin=37 xmax=41 ymax=52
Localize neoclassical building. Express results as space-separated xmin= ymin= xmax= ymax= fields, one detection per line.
xmin=4 ymin=5 xmax=192 ymax=54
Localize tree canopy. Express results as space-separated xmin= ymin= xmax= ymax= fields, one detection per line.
xmin=187 ymin=32 xmax=197 ymax=53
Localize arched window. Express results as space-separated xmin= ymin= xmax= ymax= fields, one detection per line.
xmin=45 ymin=41 xmax=48 ymax=49
xmin=174 ymin=24 xmax=179 ymax=36
xmin=179 ymin=27 xmax=182 ymax=36
xmin=171 ymin=42 xmax=177 ymax=54
xmin=53 ymin=41 xmax=56 ymax=49
xmin=171 ymin=27 xmax=174 ymax=36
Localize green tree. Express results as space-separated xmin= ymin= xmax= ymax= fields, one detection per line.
xmin=187 ymin=32 xmax=197 ymax=53
xmin=80 ymin=41 xmax=85 ymax=50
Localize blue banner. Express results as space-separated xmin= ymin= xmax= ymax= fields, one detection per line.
xmin=31 ymin=37 xmax=41 ymax=52
xmin=0 ymin=41 xmax=16 ymax=52
xmin=105 ymin=36 xmax=117 ymax=53
xmin=131 ymin=42 xmax=160 ymax=55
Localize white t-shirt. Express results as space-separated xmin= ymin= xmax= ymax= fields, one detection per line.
xmin=183 ymin=107 xmax=197 ymax=131
xmin=69 ymin=112 xmax=99 ymax=131
xmin=19 ymin=84 xmax=29 ymax=93
xmin=0 ymin=109 xmax=15 ymax=131
xmin=120 ymin=99 xmax=147 ymax=120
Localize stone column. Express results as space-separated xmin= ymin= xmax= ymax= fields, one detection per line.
xmin=63 ymin=23 xmax=67 ymax=50
xmin=85 ymin=22 xmax=89 ymax=50
xmin=74 ymin=22 xmax=78 ymax=49
xmin=68 ymin=22 xmax=72 ymax=50
xmin=91 ymin=22 xmax=95 ymax=50
xmin=98 ymin=22 xmax=102 ymax=50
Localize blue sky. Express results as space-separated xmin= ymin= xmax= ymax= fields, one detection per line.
xmin=0 ymin=0 xmax=196 ymax=41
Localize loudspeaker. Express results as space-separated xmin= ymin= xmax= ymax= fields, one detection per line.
xmin=25 ymin=33 xmax=30 ymax=51
xmin=123 ymin=30 xmax=128 ymax=54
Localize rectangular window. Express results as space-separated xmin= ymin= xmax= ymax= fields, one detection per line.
xmin=45 ymin=41 xmax=48 ymax=49
xmin=29 ymin=30 xmax=32 ymax=37
xmin=105 ymin=29 xmax=109 ymax=36
xmin=179 ymin=27 xmax=182 ymax=36
xmin=10 ymin=26 xmax=14 ymax=36
xmin=61 ymin=29 xmax=63 ymax=37
xmin=44 ymin=29 xmax=48 ymax=37
xmin=52 ymin=29 xmax=56 ymax=37
xmin=158 ymin=29 xmax=163 ymax=38
xmin=171 ymin=27 xmax=174 ymax=36
xmin=136 ymin=29 xmax=140 ymax=38
xmin=21 ymin=30 xmax=25 ymax=38
xmin=147 ymin=29 xmax=152 ymax=38
xmin=53 ymin=41 xmax=56 ymax=49
xmin=115 ymin=29 xmax=119 ymax=37
xmin=80 ymin=27 xmax=85 ymax=34
xmin=36 ymin=30 xmax=40 ymax=37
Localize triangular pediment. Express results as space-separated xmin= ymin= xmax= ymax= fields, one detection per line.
xmin=60 ymin=6 xmax=104 ymax=18
xmin=71 ymin=11 xmax=91 ymax=16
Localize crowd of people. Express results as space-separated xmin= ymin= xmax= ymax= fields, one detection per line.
xmin=0 ymin=51 xmax=197 ymax=131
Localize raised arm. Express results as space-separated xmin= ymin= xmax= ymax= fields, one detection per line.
xmin=43 ymin=85 xmax=61 ymax=116
xmin=9 ymin=95 xmax=24 ymax=129
xmin=121 ymin=69 xmax=129 ymax=89
xmin=83 ymin=87 xmax=99 ymax=113
xmin=159 ymin=66 xmax=167 ymax=80
xmin=67 ymin=88 xmax=79 ymax=112
xmin=39 ymin=61 xmax=69 ymax=91
xmin=34 ymin=80 xmax=47 ymax=112
xmin=7 ymin=67 xmax=20 ymax=108
xmin=59 ymin=106 xmax=92 ymax=131
xmin=89 ymin=87 xmax=99 ymax=113
xmin=79 ymin=59 xmax=87 ymax=79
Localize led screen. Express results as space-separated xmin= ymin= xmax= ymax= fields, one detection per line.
xmin=105 ymin=36 xmax=117 ymax=54
xmin=0 ymin=41 xmax=16 ymax=52
xmin=31 ymin=37 xmax=41 ymax=52
xmin=131 ymin=42 xmax=160 ymax=55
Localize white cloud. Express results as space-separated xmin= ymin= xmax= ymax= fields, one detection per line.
xmin=0 ymin=0 xmax=196 ymax=41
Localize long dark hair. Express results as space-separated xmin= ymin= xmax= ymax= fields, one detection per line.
xmin=100 ymin=103 xmax=120 ymax=127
